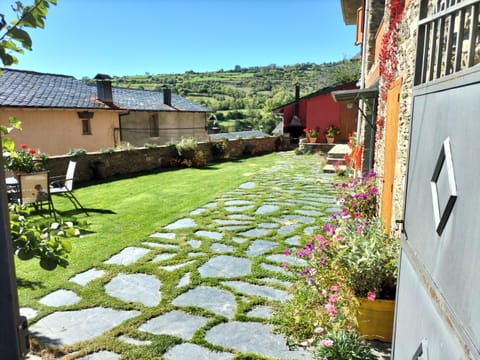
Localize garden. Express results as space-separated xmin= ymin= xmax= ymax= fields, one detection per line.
xmin=273 ymin=161 xmax=399 ymax=359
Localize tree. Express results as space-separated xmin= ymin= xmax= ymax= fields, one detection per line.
xmin=0 ymin=0 xmax=57 ymax=71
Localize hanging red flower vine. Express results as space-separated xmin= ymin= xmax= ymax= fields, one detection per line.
xmin=376 ymin=0 xmax=405 ymax=136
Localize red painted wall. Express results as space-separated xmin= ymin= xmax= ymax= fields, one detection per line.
xmin=282 ymin=83 xmax=358 ymax=142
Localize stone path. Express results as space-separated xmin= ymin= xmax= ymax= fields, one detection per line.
xmin=24 ymin=153 xmax=341 ymax=359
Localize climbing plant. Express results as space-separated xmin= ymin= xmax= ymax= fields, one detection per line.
xmin=376 ymin=0 xmax=405 ymax=136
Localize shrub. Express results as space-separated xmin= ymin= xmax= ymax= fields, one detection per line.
xmin=175 ymin=137 xmax=197 ymax=157
xmin=333 ymin=217 xmax=399 ymax=299
xmin=68 ymin=148 xmax=87 ymax=156
xmin=192 ymin=149 xmax=207 ymax=168
xmin=315 ymin=329 xmax=375 ymax=360
xmin=333 ymin=171 xmax=378 ymax=219
xmin=211 ymin=138 xmax=229 ymax=159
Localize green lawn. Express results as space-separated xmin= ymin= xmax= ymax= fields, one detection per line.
xmin=15 ymin=153 xmax=282 ymax=306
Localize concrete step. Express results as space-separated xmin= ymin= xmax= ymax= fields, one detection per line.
xmin=323 ymin=144 xmax=350 ymax=173
xmin=323 ymin=164 xmax=348 ymax=173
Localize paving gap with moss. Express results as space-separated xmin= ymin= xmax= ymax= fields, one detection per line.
xmin=23 ymin=152 xmax=341 ymax=360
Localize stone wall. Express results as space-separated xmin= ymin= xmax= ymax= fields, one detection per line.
xmin=374 ymin=0 xmax=420 ymax=229
xmin=41 ymin=137 xmax=279 ymax=185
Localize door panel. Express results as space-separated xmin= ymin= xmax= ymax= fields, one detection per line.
xmin=394 ymin=73 xmax=480 ymax=358
xmin=381 ymin=78 xmax=402 ymax=232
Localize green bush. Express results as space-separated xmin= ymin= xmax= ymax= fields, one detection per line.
xmin=211 ymin=138 xmax=229 ymax=159
xmin=175 ymin=137 xmax=198 ymax=157
xmin=68 ymin=148 xmax=87 ymax=156
xmin=315 ymin=330 xmax=375 ymax=360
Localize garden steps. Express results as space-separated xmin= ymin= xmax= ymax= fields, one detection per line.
xmin=323 ymin=144 xmax=350 ymax=173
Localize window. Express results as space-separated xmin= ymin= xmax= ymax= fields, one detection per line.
xmin=149 ymin=114 xmax=159 ymax=137
xmin=82 ymin=119 xmax=91 ymax=135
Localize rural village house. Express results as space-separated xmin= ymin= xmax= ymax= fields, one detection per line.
xmin=273 ymin=82 xmax=358 ymax=143
xmin=0 ymin=69 xmax=210 ymax=156
xmin=337 ymin=0 xmax=480 ymax=358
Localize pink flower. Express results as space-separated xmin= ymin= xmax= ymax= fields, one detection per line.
xmin=367 ymin=291 xmax=376 ymax=301
xmin=293 ymin=309 xmax=299 ymax=315
xmin=322 ymin=289 xmax=328 ymax=298
xmin=320 ymin=339 xmax=334 ymax=347
xmin=329 ymin=295 xmax=338 ymax=303
xmin=314 ymin=327 xmax=324 ymax=334
xmin=284 ymin=248 xmax=290 ymax=256
xmin=330 ymin=285 xmax=339 ymax=292
xmin=282 ymin=262 xmax=289 ymax=270
xmin=324 ymin=303 xmax=337 ymax=316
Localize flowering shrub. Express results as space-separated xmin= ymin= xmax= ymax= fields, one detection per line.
xmin=315 ymin=329 xmax=375 ymax=360
xmin=4 ymin=143 xmax=42 ymax=172
xmin=333 ymin=217 xmax=399 ymax=299
xmin=333 ymin=170 xmax=378 ymax=219
xmin=306 ymin=128 xmax=319 ymax=138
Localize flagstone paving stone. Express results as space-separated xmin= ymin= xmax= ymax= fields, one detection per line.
xmin=103 ymin=247 xmax=150 ymax=266
xmin=164 ymin=218 xmax=197 ymax=229
xmin=164 ymin=343 xmax=233 ymax=360
xmin=39 ymin=290 xmax=81 ymax=307
xmin=210 ymin=243 xmax=235 ymax=253
xmin=247 ymin=305 xmax=273 ymax=319
xmin=239 ymin=228 xmax=271 ymax=237
xmin=149 ymin=232 xmax=176 ymax=240
xmin=260 ymin=277 xmax=292 ymax=288
xmin=139 ymin=310 xmax=209 ymax=340
xmin=205 ymin=322 xmax=312 ymax=360
xmin=225 ymin=205 xmax=254 ymax=212
xmin=105 ymin=273 xmax=161 ymax=307
xmin=195 ymin=230 xmax=223 ymax=240
xmin=159 ymin=260 xmax=196 ymax=272
xmin=177 ymin=272 xmax=191 ymax=288
xmin=277 ymin=224 xmax=300 ymax=235
xmin=69 ymin=268 xmax=106 ymax=286
xmin=20 ymin=307 xmax=38 ymax=320
xmin=246 ymin=239 xmax=278 ymax=257
xmin=187 ymin=239 xmax=202 ymax=248
xmin=198 ymin=255 xmax=251 ymax=278
xmin=285 ymin=235 xmax=301 ymax=246
xmin=221 ymin=281 xmax=290 ymax=302
xmin=267 ymin=254 xmax=308 ymax=267
xmin=30 ymin=307 xmax=140 ymax=346
xmin=239 ymin=182 xmax=256 ymax=189
xmin=172 ymin=286 xmax=237 ymax=319
xmin=255 ymin=204 xmax=280 ymax=214
xmin=260 ymin=263 xmax=295 ymax=276
xmin=151 ymin=253 xmax=177 ymax=262
xmin=142 ymin=241 xmax=179 ymax=249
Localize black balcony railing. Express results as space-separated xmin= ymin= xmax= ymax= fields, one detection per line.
xmin=415 ymin=0 xmax=480 ymax=85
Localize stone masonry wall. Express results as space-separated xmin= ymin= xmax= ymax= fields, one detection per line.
xmin=374 ymin=0 xmax=420 ymax=229
xmin=41 ymin=137 xmax=279 ymax=185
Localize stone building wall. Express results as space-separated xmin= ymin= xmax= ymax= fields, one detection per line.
xmin=374 ymin=0 xmax=420 ymax=230
xmin=41 ymin=137 xmax=279 ymax=185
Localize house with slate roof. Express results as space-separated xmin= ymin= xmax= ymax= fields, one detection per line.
xmin=0 ymin=69 xmax=210 ymax=155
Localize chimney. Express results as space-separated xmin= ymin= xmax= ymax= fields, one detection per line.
xmin=294 ymin=84 xmax=300 ymax=116
xmin=94 ymin=74 xmax=113 ymax=104
xmin=163 ymin=86 xmax=172 ymax=107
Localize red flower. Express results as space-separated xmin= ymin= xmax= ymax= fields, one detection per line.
xmin=28 ymin=148 xmax=37 ymax=155
xmin=20 ymin=144 xmax=28 ymax=149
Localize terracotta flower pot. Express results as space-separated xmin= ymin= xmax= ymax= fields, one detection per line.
xmin=326 ymin=137 xmax=335 ymax=144
xmin=309 ymin=137 xmax=317 ymax=143
xmin=357 ymin=298 xmax=395 ymax=342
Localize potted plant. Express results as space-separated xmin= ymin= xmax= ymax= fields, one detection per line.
xmin=305 ymin=128 xmax=319 ymax=143
xmin=334 ymin=217 xmax=399 ymax=342
xmin=3 ymin=143 xmax=42 ymax=174
xmin=324 ymin=125 xmax=340 ymax=143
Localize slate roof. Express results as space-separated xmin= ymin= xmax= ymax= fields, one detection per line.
xmin=0 ymin=69 xmax=210 ymax=112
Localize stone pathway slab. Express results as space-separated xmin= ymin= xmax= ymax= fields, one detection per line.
xmin=205 ymin=322 xmax=311 ymax=359
xmin=105 ymin=273 xmax=161 ymax=307
xmin=246 ymin=239 xmax=278 ymax=257
xmin=104 ymin=247 xmax=150 ymax=266
xmin=198 ymin=255 xmax=251 ymax=278
xmin=221 ymin=281 xmax=290 ymax=302
xmin=239 ymin=228 xmax=271 ymax=237
xmin=172 ymin=286 xmax=236 ymax=319
xmin=151 ymin=253 xmax=176 ymax=262
xmin=195 ymin=230 xmax=223 ymax=240
xmin=30 ymin=307 xmax=140 ymax=346
xmin=247 ymin=306 xmax=273 ymax=319
xmin=69 ymin=268 xmax=105 ymax=287
xmin=150 ymin=232 xmax=176 ymax=240
xmin=118 ymin=335 xmax=152 ymax=346
xmin=255 ymin=205 xmax=280 ymax=214
xmin=164 ymin=343 xmax=233 ymax=360
xmin=139 ymin=310 xmax=208 ymax=340
xmin=165 ymin=218 xmax=196 ymax=229
xmin=39 ymin=290 xmax=81 ymax=307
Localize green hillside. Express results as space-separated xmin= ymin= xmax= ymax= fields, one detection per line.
xmin=85 ymin=60 xmax=360 ymax=133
